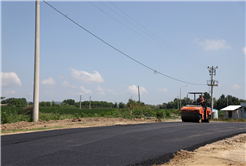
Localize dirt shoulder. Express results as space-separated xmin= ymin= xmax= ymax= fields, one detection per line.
xmin=158 ymin=133 xmax=246 ymax=166
xmin=1 ymin=117 xmax=179 ymax=135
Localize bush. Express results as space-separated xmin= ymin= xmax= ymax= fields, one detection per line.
xmin=8 ymin=99 xmax=26 ymax=107
xmin=156 ymin=109 xmax=173 ymax=119
xmin=1 ymin=110 xmax=31 ymax=124
xmin=40 ymin=101 xmax=47 ymax=107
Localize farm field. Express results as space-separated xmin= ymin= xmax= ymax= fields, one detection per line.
xmin=1 ymin=106 xmax=180 ymax=124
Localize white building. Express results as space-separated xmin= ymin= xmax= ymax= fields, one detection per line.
xmin=220 ymin=105 xmax=242 ymax=119
xmin=241 ymin=103 xmax=246 ymax=119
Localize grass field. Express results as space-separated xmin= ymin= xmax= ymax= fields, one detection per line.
xmin=1 ymin=106 xmax=245 ymax=124
xmin=1 ymin=106 xmax=180 ymax=124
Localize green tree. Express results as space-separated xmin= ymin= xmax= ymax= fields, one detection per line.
xmin=9 ymin=99 xmax=26 ymax=107
xmin=52 ymin=100 xmax=57 ymax=107
xmin=119 ymin=102 xmax=126 ymax=108
xmin=62 ymin=99 xmax=75 ymax=105
xmin=39 ymin=101 xmax=47 ymax=107
xmin=114 ymin=102 xmax=118 ymax=108
xmin=166 ymin=101 xmax=174 ymax=109
xmin=214 ymin=94 xmax=241 ymax=110
xmin=1 ymin=97 xmax=5 ymax=100
xmin=46 ymin=101 xmax=51 ymax=107
xmin=173 ymin=98 xmax=179 ymax=109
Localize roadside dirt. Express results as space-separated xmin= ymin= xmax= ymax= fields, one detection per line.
xmin=158 ymin=133 xmax=246 ymax=166
xmin=1 ymin=117 xmax=179 ymax=135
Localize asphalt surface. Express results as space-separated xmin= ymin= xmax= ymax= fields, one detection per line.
xmin=2 ymin=121 xmax=246 ymax=166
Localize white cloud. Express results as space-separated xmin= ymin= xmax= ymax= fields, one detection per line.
xmin=97 ymin=86 xmax=105 ymax=95
xmin=96 ymin=86 xmax=117 ymax=95
xmin=43 ymin=89 xmax=56 ymax=95
xmin=3 ymin=90 xmax=16 ymax=96
xmin=67 ymin=90 xmax=81 ymax=96
xmin=1 ymin=72 xmax=22 ymax=87
xmin=41 ymin=77 xmax=56 ymax=85
xmin=107 ymin=88 xmax=117 ymax=95
xmin=158 ymin=88 xmax=168 ymax=93
xmin=127 ymin=85 xmax=148 ymax=95
xmin=231 ymin=84 xmax=241 ymax=90
xmin=69 ymin=68 xmax=104 ymax=84
xmin=61 ymin=81 xmax=77 ymax=88
xmin=79 ymin=86 xmax=92 ymax=94
xmin=61 ymin=81 xmax=70 ymax=87
xmin=243 ymin=47 xmax=246 ymax=55
xmin=195 ymin=38 xmax=231 ymax=51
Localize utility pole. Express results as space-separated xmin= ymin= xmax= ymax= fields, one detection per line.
xmin=89 ymin=96 xmax=91 ymax=109
xmin=80 ymin=95 xmax=82 ymax=109
xmin=177 ymin=96 xmax=179 ymax=110
xmin=180 ymin=85 xmax=188 ymax=110
xmin=207 ymin=66 xmax=218 ymax=114
xmin=27 ymin=94 xmax=29 ymax=107
xmin=33 ymin=0 xmax=40 ymax=122
xmin=227 ymin=95 xmax=228 ymax=106
xmin=138 ymin=86 xmax=140 ymax=103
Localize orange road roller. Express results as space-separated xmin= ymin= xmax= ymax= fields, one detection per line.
xmin=181 ymin=92 xmax=211 ymax=123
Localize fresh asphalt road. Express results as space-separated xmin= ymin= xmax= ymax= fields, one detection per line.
xmin=2 ymin=122 xmax=245 ymax=166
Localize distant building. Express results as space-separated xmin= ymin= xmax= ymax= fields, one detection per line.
xmin=220 ymin=105 xmax=242 ymax=119
xmin=240 ymin=103 xmax=246 ymax=119
xmin=208 ymin=107 xmax=218 ymax=119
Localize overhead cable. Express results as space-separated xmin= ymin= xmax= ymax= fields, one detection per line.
xmin=88 ymin=0 xmax=205 ymax=68
xmin=43 ymin=0 xmax=206 ymax=85
xmin=105 ymin=0 xmax=209 ymax=67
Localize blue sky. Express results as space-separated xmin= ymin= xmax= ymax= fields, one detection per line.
xmin=1 ymin=1 xmax=245 ymax=104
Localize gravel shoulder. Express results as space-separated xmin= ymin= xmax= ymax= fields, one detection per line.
xmin=158 ymin=133 xmax=246 ymax=166
xmin=1 ymin=117 xmax=170 ymax=135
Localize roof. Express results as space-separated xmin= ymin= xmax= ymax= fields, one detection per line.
xmin=241 ymin=103 xmax=246 ymax=107
xmin=208 ymin=107 xmax=218 ymax=111
xmin=220 ymin=105 xmax=242 ymax=111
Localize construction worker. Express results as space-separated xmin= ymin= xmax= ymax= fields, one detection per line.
xmin=198 ymin=95 xmax=207 ymax=113
xmin=199 ymin=95 xmax=205 ymax=104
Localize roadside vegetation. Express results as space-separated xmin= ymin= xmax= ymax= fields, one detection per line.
xmin=1 ymin=98 xmax=181 ymax=124
xmin=1 ymin=93 xmax=245 ymax=125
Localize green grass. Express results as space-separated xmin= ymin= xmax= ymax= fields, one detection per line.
xmin=211 ymin=117 xmax=246 ymax=122
xmin=1 ymin=106 xmax=180 ymax=124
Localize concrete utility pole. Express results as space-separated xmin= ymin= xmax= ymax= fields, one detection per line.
xmin=89 ymin=96 xmax=91 ymax=109
xmin=138 ymin=86 xmax=140 ymax=103
xmin=180 ymin=85 xmax=187 ymax=110
xmin=177 ymin=96 xmax=179 ymax=110
xmin=207 ymin=66 xmax=218 ymax=114
xmin=27 ymin=94 xmax=29 ymax=107
xmin=80 ymin=95 xmax=82 ymax=109
xmin=33 ymin=0 xmax=40 ymax=122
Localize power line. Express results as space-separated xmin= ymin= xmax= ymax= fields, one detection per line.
xmin=106 ymin=0 xmax=208 ymax=67
xmin=43 ymin=0 xmax=206 ymax=85
xmin=88 ymin=0 xmax=205 ymax=68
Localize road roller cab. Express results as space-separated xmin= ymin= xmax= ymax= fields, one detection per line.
xmin=181 ymin=92 xmax=211 ymax=123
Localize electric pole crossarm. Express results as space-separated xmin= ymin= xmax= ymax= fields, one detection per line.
xmin=207 ymin=66 xmax=218 ymax=115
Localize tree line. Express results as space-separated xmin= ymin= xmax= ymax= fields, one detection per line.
xmin=156 ymin=92 xmax=246 ymax=110
xmin=1 ymin=93 xmax=245 ymax=110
